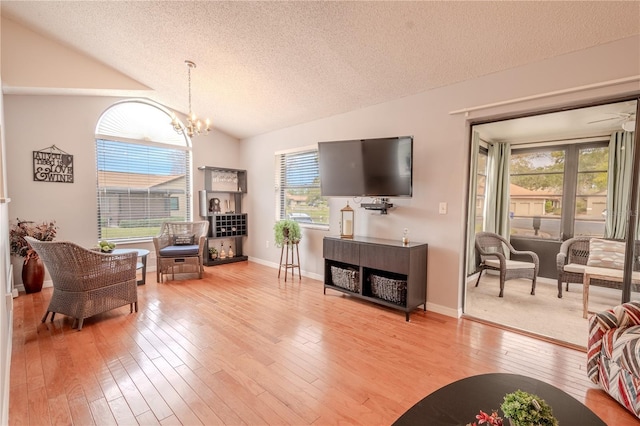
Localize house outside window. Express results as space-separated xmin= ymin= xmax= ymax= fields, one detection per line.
xmin=95 ymin=100 xmax=192 ymax=241
xmin=275 ymin=148 xmax=329 ymax=226
xmin=509 ymin=143 xmax=607 ymax=240
xmin=169 ymin=197 xmax=180 ymax=211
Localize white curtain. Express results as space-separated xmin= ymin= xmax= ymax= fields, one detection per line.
xmin=605 ymin=131 xmax=635 ymax=239
xmin=466 ymin=132 xmax=480 ymax=274
xmin=484 ymin=142 xmax=511 ymax=238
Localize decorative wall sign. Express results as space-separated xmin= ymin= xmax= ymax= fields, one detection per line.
xmin=33 ymin=145 xmax=74 ymax=183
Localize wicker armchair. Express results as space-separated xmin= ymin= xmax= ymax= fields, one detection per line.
xmin=25 ymin=236 xmax=138 ymax=330
xmin=557 ymin=237 xmax=640 ymax=298
xmin=556 ymin=236 xmax=591 ymax=298
xmin=153 ymin=221 xmax=209 ymax=283
xmin=474 ymin=231 xmax=539 ymax=297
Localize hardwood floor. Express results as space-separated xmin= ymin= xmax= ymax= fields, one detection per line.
xmin=9 ymin=261 xmax=637 ymax=425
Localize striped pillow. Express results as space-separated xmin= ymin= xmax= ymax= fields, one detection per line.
xmin=587 ymin=238 xmax=626 ymax=270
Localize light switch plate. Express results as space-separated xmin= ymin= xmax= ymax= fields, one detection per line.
xmin=439 ymin=202 xmax=447 ymax=214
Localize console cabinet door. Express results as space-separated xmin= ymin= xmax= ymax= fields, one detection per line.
xmin=360 ymin=244 xmax=409 ymax=275
xmin=323 ymin=238 xmax=359 ymax=265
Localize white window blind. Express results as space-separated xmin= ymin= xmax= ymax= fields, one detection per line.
xmin=95 ymin=100 xmax=192 ymax=241
xmin=96 ymin=139 xmax=191 ymax=241
xmin=276 ymin=149 xmax=328 ymax=226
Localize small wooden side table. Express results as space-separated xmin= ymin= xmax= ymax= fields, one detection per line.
xmin=278 ymin=239 xmax=301 ymax=282
xmin=582 ymin=266 xmax=640 ymax=318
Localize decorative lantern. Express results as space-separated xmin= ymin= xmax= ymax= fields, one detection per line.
xmin=340 ymin=202 xmax=354 ymax=239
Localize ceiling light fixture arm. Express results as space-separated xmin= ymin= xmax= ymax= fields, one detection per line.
xmin=172 ymin=59 xmax=211 ymax=138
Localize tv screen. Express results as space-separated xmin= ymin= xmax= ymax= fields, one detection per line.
xmin=318 ymin=136 xmax=413 ymax=197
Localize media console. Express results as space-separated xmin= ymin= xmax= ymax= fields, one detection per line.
xmin=323 ymin=236 xmax=428 ymax=321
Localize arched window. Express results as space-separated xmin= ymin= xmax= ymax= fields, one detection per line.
xmin=95 ymin=100 xmax=192 ymax=241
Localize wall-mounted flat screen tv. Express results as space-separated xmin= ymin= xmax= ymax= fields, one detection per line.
xmin=318 ymin=136 xmax=413 ymax=197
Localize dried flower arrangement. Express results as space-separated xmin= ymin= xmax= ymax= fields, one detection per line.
xmin=9 ymin=218 xmax=58 ymax=262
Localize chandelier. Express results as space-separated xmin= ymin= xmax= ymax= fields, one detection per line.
xmin=172 ymin=60 xmax=211 ymax=138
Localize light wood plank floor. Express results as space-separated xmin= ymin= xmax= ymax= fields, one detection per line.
xmin=9 ymin=261 xmax=637 ymax=425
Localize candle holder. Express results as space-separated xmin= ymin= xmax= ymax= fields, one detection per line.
xmin=340 ymin=201 xmax=354 ymax=239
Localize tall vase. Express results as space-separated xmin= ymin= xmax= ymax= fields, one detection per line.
xmin=22 ymin=256 xmax=45 ymax=294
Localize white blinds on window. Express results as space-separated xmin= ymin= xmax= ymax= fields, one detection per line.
xmin=276 ymin=149 xmax=320 ymax=219
xmin=96 ymin=139 xmax=191 ymax=240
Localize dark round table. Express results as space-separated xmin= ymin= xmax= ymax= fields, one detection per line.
xmin=392 ymin=373 xmax=606 ymax=426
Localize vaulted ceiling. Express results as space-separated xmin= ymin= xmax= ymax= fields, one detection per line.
xmin=2 ymin=1 xmax=639 ymax=139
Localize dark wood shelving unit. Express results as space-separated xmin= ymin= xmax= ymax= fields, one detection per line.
xmin=198 ymin=166 xmax=248 ymax=266
xmin=323 ymin=235 xmax=428 ymax=321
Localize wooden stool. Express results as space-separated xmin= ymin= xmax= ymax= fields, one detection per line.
xmin=278 ymin=239 xmax=301 ymax=282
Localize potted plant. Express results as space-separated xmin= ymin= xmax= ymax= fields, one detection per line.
xmin=209 ymin=246 xmax=218 ymax=260
xmin=273 ymin=219 xmax=302 ymax=247
xmin=9 ymin=218 xmax=58 ymax=294
xmin=500 ymin=390 xmax=558 ymax=426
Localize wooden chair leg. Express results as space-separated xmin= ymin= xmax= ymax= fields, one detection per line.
xmin=41 ymin=311 xmax=50 ymax=323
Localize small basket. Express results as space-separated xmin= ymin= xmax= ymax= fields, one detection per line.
xmin=330 ymin=266 xmax=360 ymax=292
xmin=370 ymin=274 xmax=407 ymax=305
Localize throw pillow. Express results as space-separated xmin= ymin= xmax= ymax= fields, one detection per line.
xmin=173 ymin=234 xmax=195 ymax=246
xmin=587 ymin=238 xmax=626 ymax=269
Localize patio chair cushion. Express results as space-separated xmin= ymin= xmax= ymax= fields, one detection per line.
xmin=587 ymin=238 xmax=626 ymax=270
xmin=563 ymin=263 xmax=587 ymax=274
xmin=484 ymin=259 xmax=536 ymax=270
xmin=159 ymin=244 xmax=200 ymax=257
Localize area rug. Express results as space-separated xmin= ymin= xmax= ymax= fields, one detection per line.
xmin=464 ymin=274 xmax=638 ymax=348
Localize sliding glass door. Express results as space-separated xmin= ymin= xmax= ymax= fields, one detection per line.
xmin=464 ymin=97 xmax=639 ymax=346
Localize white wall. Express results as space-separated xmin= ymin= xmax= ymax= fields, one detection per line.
xmin=3 ymin=94 xmax=241 ymax=290
xmin=0 ymin=71 xmax=12 ymax=426
xmin=2 ymin=17 xmax=149 ymax=91
xmin=241 ymin=35 xmax=640 ymax=317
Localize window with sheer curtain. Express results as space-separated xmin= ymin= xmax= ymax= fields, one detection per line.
xmin=95 ymin=100 xmax=192 ymax=241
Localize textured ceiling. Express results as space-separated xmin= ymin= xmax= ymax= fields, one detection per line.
xmin=2 ymin=1 xmax=639 ymax=139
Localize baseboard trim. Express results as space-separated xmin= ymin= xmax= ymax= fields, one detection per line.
xmin=246 ymin=257 xmax=323 ymax=281
xmin=426 ymin=302 xmax=460 ymax=318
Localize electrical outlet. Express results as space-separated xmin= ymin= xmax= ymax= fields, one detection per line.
xmin=266 ymin=240 xmax=269 ymax=249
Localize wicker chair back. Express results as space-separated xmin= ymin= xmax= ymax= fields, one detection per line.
xmin=25 ymin=236 xmax=138 ymax=330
